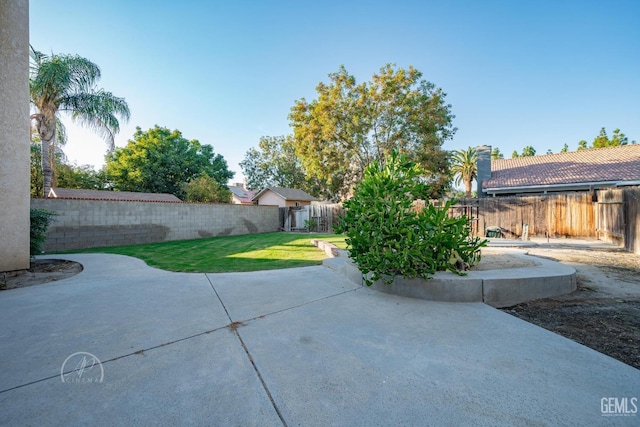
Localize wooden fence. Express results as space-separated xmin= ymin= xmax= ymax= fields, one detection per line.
xmin=451 ymin=188 xmax=639 ymax=254
xmin=596 ymin=189 xmax=625 ymax=246
xmin=415 ymin=199 xmax=480 ymax=236
xmin=468 ymin=193 xmax=596 ymax=239
xmin=277 ymin=188 xmax=639 ymax=254
xmin=596 ymin=188 xmax=640 ymax=253
xmin=279 ymin=203 xmax=344 ymax=232
xmin=625 ymin=188 xmax=640 ymax=254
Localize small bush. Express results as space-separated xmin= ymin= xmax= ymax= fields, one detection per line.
xmin=30 ymin=208 xmax=56 ymax=256
xmin=334 ymin=152 xmax=486 ymax=285
xmin=304 ymin=218 xmax=317 ymax=232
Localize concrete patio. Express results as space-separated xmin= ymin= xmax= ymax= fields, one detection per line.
xmin=0 ymin=253 xmax=637 ymax=426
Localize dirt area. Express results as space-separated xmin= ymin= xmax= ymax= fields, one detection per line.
xmin=473 ymin=248 xmax=538 ymax=270
xmin=499 ymin=244 xmax=640 ymax=370
xmin=1 ymin=259 xmax=82 ymax=291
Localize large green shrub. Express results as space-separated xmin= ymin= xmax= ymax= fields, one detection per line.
xmin=334 ymin=152 xmax=486 ymax=285
xmin=30 ymin=208 xmax=56 ymax=256
xmin=182 ymin=174 xmax=232 ymax=203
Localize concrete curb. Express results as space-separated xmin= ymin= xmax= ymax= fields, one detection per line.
xmin=323 ymin=248 xmax=576 ymax=308
xmin=310 ymin=239 xmax=340 ymax=258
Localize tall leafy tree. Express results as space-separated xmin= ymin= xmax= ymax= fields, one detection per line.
xmin=609 ymin=129 xmax=636 ymax=147
xmin=57 ymin=164 xmax=109 ymax=190
xmin=29 ymin=47 xmax=130 ymax=196
xmin=450 ymin=147 xmax=477 ymax=197
xmin=240 ymin=135 xmax=308 ymax=190
xmin=512 ymin=145 xmax=537 ymax=158
xmin=592 ymin=128 xmax=610 ymax=148
xmin=30 ymin=140 xmax=109 ymax=194
xmin=610 ymin=128 xmax=632 ymax=146
xmin=491 ymin=147 xmax=504 ymax=159
xmin=30 ymin=143 xmax=44 ymax=196
xmin=182 ymin=174 xmax=232 ymax=203
xmin=592 ymin=127 xmax=630 ymax=148
xmin=106 ymin=126 xmax=233 ymax=198
xmin=578 ymin=127 xmax=635 ymax=150
xmin=289 ymin=64 xmax=456 ymax=200
xmin=521 ymin=146 xmax=536 ymax=157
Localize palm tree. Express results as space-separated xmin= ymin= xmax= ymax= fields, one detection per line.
xmin=29 ymin=47 xmax=130 ymax=196
xmin=450 ymin=147 xmax=477 ymax=198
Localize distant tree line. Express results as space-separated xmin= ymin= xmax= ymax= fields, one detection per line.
xmin=32 ymin=47 xmax=635 ymax=204
xmin=29 ymin=47 xmax=233 ymax=203
xmin=241 ymin=64 xmax=637 ymax=202
xmin=242 ymin=64 xmax=456 ymax=201
xmin=31 ymin=125 xmax=234 ymax=203
xmin=503 ymin=127 xmax=635 ymax=159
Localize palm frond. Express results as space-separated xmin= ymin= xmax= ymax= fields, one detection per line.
xmin=60 ymin=90 xmax=130 ymax=152
xmin=30 ymin=54 xmax=101 ymax=109
xmin=29 ymin=45 xmax=48 ymax=77
xmin=450 ymin=146 xmax=478 ymax=183
xmin=55 ymin=116 xmax=68 ymax=146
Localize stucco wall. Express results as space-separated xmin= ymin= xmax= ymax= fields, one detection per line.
xmin=256 ymin=190 xmax=311 ymax=207
xmin=31 ymin=199 xmax=280 ymax=252
xmin=0 ymin=1 xmax=30 ymax=271
xmin=256 ymin=190 xmax=285 ymax=207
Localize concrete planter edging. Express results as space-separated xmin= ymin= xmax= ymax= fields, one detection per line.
xmin=320 ymin=245 xmax=576 ymax=308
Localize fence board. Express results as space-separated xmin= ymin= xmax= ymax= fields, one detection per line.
xmin=623 ymin=188 xmax=640 ymax=253
xmin=291 ymin=188 xmax=639 ymax=254
xmin=596 ymin=189 xmax=625 ymax=246
xmin=475 ymin=193 xmax=597 ymax=239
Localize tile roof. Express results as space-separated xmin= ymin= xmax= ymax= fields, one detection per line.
xmin=252 ymin=187 xmax=317 ymax=202
xmin=484 ymin=144 xmax=640 ymax=190
xmin=228 ymin=185 xmax=256 ymax=204
xmin=47 ymin=188 xmax=182 ymax=202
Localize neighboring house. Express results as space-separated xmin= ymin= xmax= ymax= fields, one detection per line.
xmin=228 ymin=183 xmax=256 ymax=205
xmin=477 ymin=144 xmax=640 ymax=197
xmin=252 ymin=187 xmax=317 ymax=207
xmin=47 ymin=188 xmax=182 ymax=202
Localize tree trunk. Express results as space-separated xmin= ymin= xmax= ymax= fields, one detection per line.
xmin=465 ymin=179 xmax=472 ymax=198
xmin=35 ymin=114 xmax=56 ymax=197
xmin=49 ymin=145 xmax=58 ymax=189
xmin=40 ymin=137 xmax=53 ymax=197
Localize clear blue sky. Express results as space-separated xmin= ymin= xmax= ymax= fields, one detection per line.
xmin=30 ymin=0 xmax=640 ymax=183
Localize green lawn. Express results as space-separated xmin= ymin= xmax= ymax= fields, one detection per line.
xmin=67 ymin=232 xmax=346 ymax=273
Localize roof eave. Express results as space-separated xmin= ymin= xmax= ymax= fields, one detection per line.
xmin=251 ymin=188 xmax=268 ymax=201
xmin=483 ymin=180 xmax=635 ymax=195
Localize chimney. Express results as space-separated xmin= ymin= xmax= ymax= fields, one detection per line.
xmin=234 ymin=182 xmax=244 ymax=190
xmin=476 ymin=145 xmax=492 ymax=198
